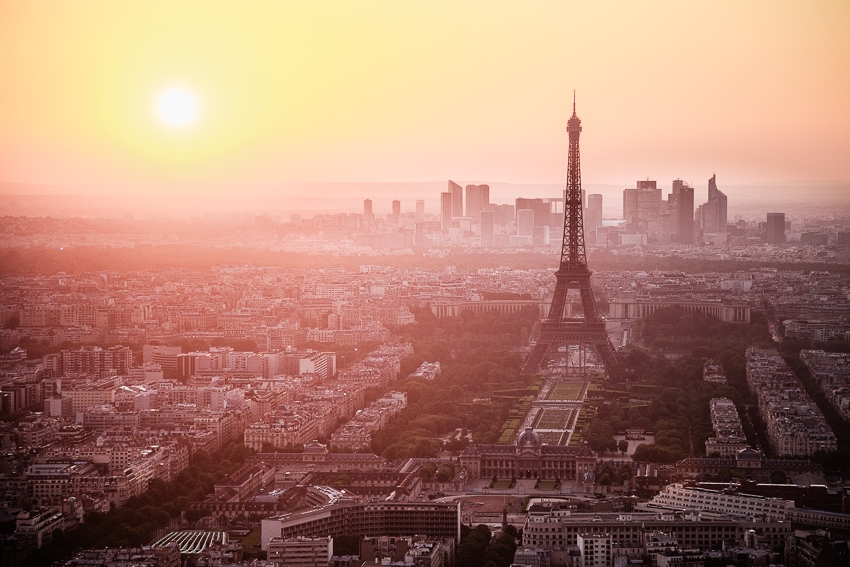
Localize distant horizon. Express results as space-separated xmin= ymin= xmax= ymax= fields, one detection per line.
xmin=2 ymin=178 xmax=848 ymax=221
xmin=2 ymin=3 xmax=848 ymax=199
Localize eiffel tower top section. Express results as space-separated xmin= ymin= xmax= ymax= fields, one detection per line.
xmin=559 ymin=92 xmax=588 ymax=275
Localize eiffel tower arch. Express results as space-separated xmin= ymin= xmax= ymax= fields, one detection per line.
xmin=521 ymin=96 xmax=619 ymax=376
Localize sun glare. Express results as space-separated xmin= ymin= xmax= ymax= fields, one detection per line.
xmin=155 ymin=86 xmax=200 ymax=129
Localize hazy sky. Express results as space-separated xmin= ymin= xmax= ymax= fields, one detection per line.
xmin=1 ymin=1 xmax=848 ymax=199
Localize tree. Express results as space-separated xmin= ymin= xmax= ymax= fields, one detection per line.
xmin=436 ymin=463 xmax=455 ymax=482
xmin=419 ymin=461 xmax=437 ymax=481
xmin=769 ymin=469 xmax=787 ymax=484
xmin=618 ymin=439 xmax=629 ymax=454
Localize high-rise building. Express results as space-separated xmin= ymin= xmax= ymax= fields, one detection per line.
xmin=623 ymin=188 xmax=639 ymax=224
xmin=701 ymin=174 xmax=727 ymax=235
xmin=491 ymin=204 xmax=515 ymax=227
xmin=363 ymin=199 xmax=373 ymax=217
xmin=517 ymin=209 xmax=534 ymax=237
xmin=585 ymin=194 xmax=603 ymax=229
xmin=585 ymin=193 xmax=602 ymax=246
xmin=415 ymin=199 xmax=425 ymax=219
xmin=448 ymin=180 xmax=463 ymax=217
xmin=532 ymin=226 xmax=550 ymax=247
xmin=623 ymin=181 xmax=662 ymax=228
xmin=766 ymin=212 xmax=786 ymax=244
xmin=391 ymin=199 xmax=400 ymax=221
xmin=516 ymin=198 xmax=552 ymax=228
xmin=466 ymin=184 xmax=489 ymax=220
xmin=672 ymin=179 xmax=694 ymax=244
xmin=440 ymin=192 xmax=452 ymax=233
xmin=480 ymin=211 xmax=494 ymax=248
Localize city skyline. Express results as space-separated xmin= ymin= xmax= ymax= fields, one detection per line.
xmin=1 ymin=1 xmax=849 ymax=205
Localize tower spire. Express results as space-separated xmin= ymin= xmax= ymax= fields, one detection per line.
xmin=573 ymin=90 xmax=576 ymax=114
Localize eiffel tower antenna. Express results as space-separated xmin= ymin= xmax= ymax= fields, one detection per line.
xmin=521 ymin=97 xmax=619 ymax=376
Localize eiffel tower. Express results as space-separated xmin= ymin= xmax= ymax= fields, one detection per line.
xmin=521 ymin=95 xmax=619 ymax=376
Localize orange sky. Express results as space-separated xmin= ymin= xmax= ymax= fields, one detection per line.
xmin=0 ymin=1 xmax=848 ymax=199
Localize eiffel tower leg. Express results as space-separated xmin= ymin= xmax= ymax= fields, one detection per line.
xmin=522 ymin=341 xmax=552 ymax=376
xmin=548 ymin=280 xmax=569 ymax=320
xmin=578 ymin=282 xmax=600 ymax=321
xmin=592 ymin=339 xmax=619 ymax=376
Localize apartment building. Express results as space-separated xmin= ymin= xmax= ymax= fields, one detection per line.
xmin=645 ymin=483 xmax=793 ymax=521
xmin=746 ymin=348 xmax=837 ymax=456
xmin=267 ymin=536 xmax=332 ymax=567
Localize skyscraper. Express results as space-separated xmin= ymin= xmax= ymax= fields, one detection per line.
xmin=516 ymin=198 xmax=552 ymax=228
xmin=517 ymin=209 xmax=534 ymax=237
xmin=672 ymin=179 xmax=694 ymax=244
xmin=448 ymin=180 xmax=463 ymax=217
xmin=363 ymin=199 xmax=373 ymax=217
xmin=701 ymin=174 xmax=727 ymax=235
xmin=480 ymin=211 xmax=494 ymax=248
xmin=440 ymin=192 xmax=452 ymax=232
xmin=415 ymin=199 xmax=425 ymax=220
xmin=623 ymin=181 xmax=661 ymax=227
xmin=466 ymin=184 xmax=489 ymax=220
xmin=585 ymin=194 xmax=603 ymax=228
xmin=766 ymin=212 xmax=785 ymax=244
xmin=391 ymin=199 xmax=401 ymax=222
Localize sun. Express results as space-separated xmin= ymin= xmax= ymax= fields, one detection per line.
xmin=154 ymin=86 xmax=200 ymax=129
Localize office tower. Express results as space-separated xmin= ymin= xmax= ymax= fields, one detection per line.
xmin=701 ymin=174 xmax=727 ymax=234
xmin=415 ymin=199 xmax=425 ymax=219
xmin=391 ymin=199 xmax=400 ymax=222
xmin=415 ymin=223 xmax=426 ymax=247
xmin=516 ymin=198 xmax=552 ymax=227
xmin=480 ymin=211 xmax=494 ymax=247
xmin=466 ymin=184 xmax=489 ymax=220
xmin=532 ymin=226 xmax=550 ymax=247
xmin=766 ymin=212 xmax=785 ymax=244
xmin=585 ymin=193 xmax=602 ymax=246
xmin=672 ymin=179 xmax=694 ymax=244
xmin=448 ymin=180 xmax=463 ymax=217
xmin=440 ymin=192 xmax=452 ymax=232
xmin=623 ymin=188 xmax=639 ymax=224
xmin=363 ymin=199 xmax=373 ymax=217
xmin=522 ymin=97 xmax=618 ymax=376
xmin=517 ymin=209 xmax=534 ymax=237
xmin=623 ymin=180 xmax=662 ymax=228
xmin=493 ymin=204 xmax=515 ymax=227
xmin=585 ymin=194 xmax=603 ymax=229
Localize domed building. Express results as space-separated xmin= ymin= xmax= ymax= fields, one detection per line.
xmin=459 ymin=426 xmax=596 ymax=482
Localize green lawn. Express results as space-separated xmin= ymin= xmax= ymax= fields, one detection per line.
xmin=546 ymin=382 xmax=586 ymax=401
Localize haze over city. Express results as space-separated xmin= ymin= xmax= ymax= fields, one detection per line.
xmin=1 ymin=1 xmax=849 ymax=215
xmin=3 ymin=3 xmax=850 ymax=567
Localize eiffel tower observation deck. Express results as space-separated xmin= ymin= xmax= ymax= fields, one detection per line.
xmin=521 ymin=95 xmax=619 ymax=376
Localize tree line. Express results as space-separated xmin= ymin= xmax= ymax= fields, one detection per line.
xmin=370 ymin=306 xmax=539 ymax=460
